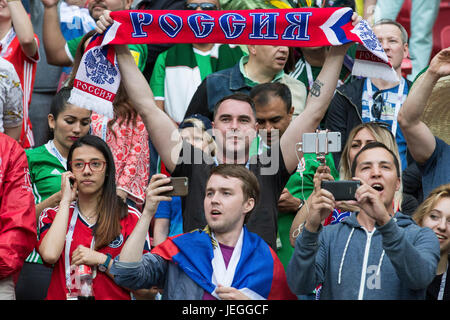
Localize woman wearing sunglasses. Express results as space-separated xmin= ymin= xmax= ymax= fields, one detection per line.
xmin=38 ymin=135 xmax=150 ymax=300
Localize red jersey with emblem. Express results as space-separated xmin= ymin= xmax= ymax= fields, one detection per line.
xmin=38 ymin=202 xmax=150 ymax=300
xmin=0 ymin=28 xmax=39 ymax=148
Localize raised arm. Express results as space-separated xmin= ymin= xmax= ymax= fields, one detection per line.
xmin=397 ymin=48 xmax=450 ymax=164
xmin=280 ymin=13 xmax=362 ymax=173
xmin=115 ymin=44 xmax=182 ymax=172
xmin=118 ymin=174 xmax=172 ymax=263
xmin=95 ymin=11 xmax=182 ymax=172
xmin=41 ymin=0 xmax=72 ymax=66
xmin=8 ymin=0 xmax=38 ymax=59
xmin=281 ymin=43 xmax=351 ymax=173
xmin=38 ymin=171 xmax=76 ymax=264
xmin=111 ymin=175 xmax=178 ymax=291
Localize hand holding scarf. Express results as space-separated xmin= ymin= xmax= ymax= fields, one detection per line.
xmin=70 ymin=7 xmax=398 ymax=117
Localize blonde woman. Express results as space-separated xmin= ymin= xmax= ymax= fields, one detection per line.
xmin=290 ymin=122 xmax=403 ymax=246
xmin=413 ymin=183 xmax=450 ymax=300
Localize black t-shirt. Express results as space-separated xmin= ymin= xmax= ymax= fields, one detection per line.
xmin=172 ymin=141 xmax=291 ymax=250
xmin=426 ymin=258 xmax=449 ymax=300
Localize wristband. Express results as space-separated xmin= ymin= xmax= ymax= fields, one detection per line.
xmin=292 ymin=222 xmax=305 ymax=239
xmin=98 ymin=253 xmax=112 ymax=272
xmin=297 ymin=199 xmax=305 ymax=212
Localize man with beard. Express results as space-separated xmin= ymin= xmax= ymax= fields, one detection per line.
xmin=249 ymin=82 xmax=301 ymax=268
xmin=96 ymin=9 xmax=361 ymax=251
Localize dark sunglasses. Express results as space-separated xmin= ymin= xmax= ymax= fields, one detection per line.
xmin=366 ymin=121 xmax=395 ymax=138
xmin=184 ymin=2 xmax=218 ymax=10
xmin=371 ymin=91 xmax=384 ymax=120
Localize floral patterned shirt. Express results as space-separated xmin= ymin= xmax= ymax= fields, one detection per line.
xmin=90 ymin=111 xmax=149 ymax=205
xmin=0 ymin=57 xmax=23 ymax=132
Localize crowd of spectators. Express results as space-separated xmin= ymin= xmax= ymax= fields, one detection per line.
xmin=0 ymin=0 xmax=448 ymax=301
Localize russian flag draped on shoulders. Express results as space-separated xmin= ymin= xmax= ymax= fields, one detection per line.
xmin=152 ymin=226 xmax=297 ymax=300
xmin=69 ymin=7 xmax=399 ymax=117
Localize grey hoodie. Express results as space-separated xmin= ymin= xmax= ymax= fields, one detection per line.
xmin=287 ymin=212 xmax=440 ymax=300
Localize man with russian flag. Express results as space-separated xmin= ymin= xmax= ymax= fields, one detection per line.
xmin=109 ymin=164 xmax=296 ymax=300
xmin=90 ymin=10 xmax=371 ymax=253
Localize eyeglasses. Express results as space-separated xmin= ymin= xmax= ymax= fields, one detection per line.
xmin=70 ymin=160 xmax=106 ymax=172
xmin=184 ymin=2 xmax=218 ymax=10
xmin=371 ymin=91 xmax=384 ymax=120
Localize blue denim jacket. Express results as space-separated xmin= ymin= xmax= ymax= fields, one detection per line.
xmin=110 ymin=254 xmax=204 ymax=300
xmin=205 ymin=62 xmax=251 ymax=113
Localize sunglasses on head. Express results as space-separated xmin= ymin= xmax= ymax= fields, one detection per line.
xmin=184 ymin=2 xmax=217 ymax=10
xmin=371 ymin=91 xmax=384 ymax=120
xmin=366 ymin=120 xmax=395 ymax=138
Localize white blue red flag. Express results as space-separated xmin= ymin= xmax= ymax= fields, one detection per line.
xmin=152 ymin=226 xmax=297 ymax=300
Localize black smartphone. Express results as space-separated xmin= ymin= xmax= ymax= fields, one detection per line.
xmin=161 ymin=177 xmax=189 ymax=197
xmin=69 ymin=177 xmax=76 ymax=187
xmin=320 ymin=180 xmax=361 ymax=201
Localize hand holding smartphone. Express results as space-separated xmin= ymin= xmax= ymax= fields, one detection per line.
xmin=61 ymin=171 xmax=78 ymax=203
xmin=160 ymin=177 xmax=189 ymax=197
xmin=320 ymin=180 xmax=361 ymax=201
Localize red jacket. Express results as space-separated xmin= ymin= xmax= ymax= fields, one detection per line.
xmin=0 ymin=132 xmax=36 ymax=280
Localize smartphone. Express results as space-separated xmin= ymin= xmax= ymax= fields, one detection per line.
xmin=321 ymin=180 xmax=361 ymax=201
xmin=161 ymin=177 xmax=189 ymax=197
xmin=300 ymin=131 xmax=341 ymax=154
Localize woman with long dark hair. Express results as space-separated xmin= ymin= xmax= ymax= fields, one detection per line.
xmin=15 ymin=87 xmax=91 ymax=300
xmin=68 ymin=30 xmax=150 ymax=209
xmin=38 ymin=135 xmax=150 ymax=300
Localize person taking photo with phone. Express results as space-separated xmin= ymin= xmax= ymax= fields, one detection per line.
xmin=287 ymin=141 xmax=440 ymax=300
xmin=95 ymin=10 xmax=363 ymax=252
xmin=290 ymin=122 xmax=403 ymax=247
xmin=110 ymin=164 xmax=296 ymax=300
xmin=38 ymin=135 xmax=150 ymax=300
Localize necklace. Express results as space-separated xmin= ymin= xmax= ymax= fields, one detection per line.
xmin=82 ymin=214 xmax=95 ymax=221
xmin=79 ymin=207 xmax=98 ymax=221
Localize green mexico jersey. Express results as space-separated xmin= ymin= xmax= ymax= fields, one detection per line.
xmin=25 ymin=141 xmax=66 ymax=264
